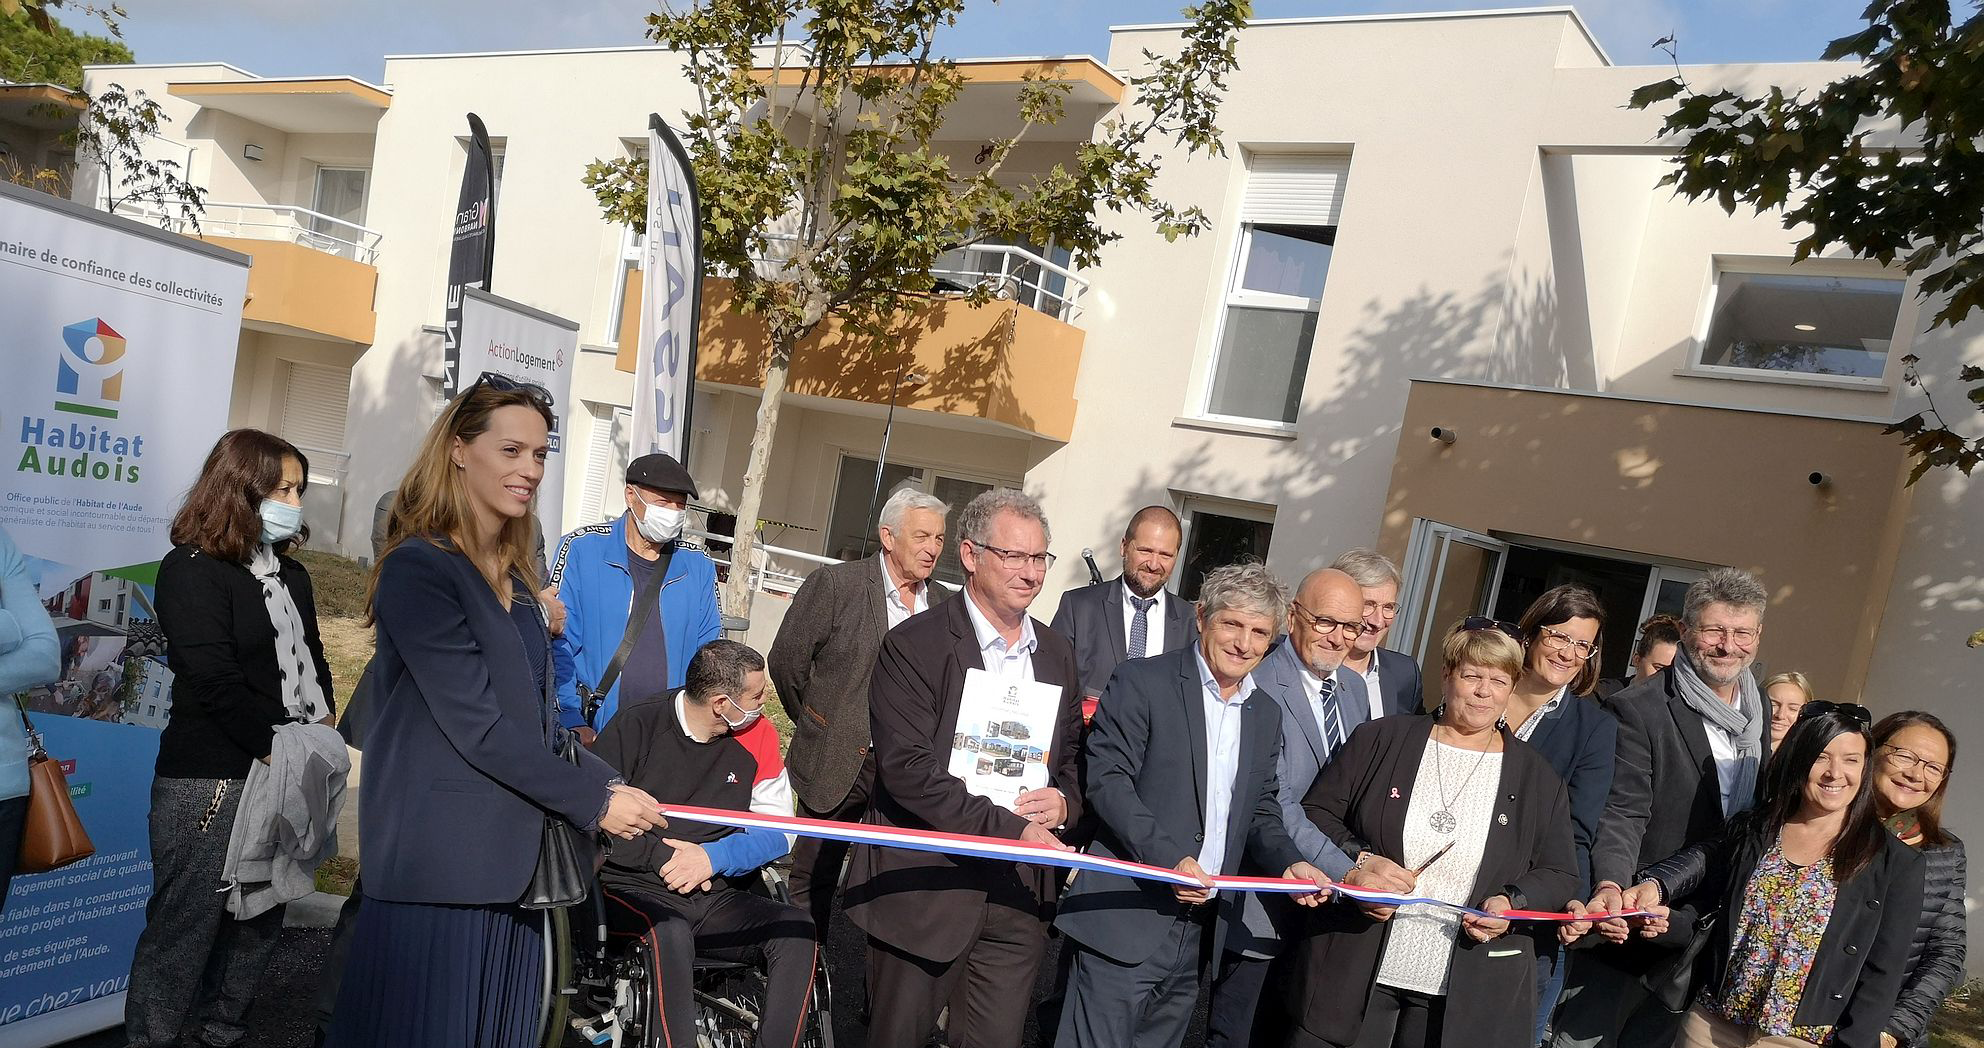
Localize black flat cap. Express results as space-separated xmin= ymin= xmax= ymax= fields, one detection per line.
xmin=626 ymin=453 xmax=699 ymax=498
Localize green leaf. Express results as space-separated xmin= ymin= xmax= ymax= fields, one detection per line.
xmin=1820 ymin=25 xmax=1886 ymax=62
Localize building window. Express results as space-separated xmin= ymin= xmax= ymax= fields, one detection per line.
xmin=826 ymin=455 xmax=1010 ymax=585
xmin=1202 ymin=153 xmax=1349 ymax=425
xmin=1698 ymin=270 xmax=1905 ymax=381
xmin=1178 ymin=499 xmax=1275 ymax=600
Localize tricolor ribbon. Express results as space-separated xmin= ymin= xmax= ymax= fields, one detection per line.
xmin=654 ymin=803 xmax=1649 ymax=923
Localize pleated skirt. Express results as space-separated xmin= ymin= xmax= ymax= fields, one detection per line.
xmin=325 ymin=897 xmax=546 ymax=1048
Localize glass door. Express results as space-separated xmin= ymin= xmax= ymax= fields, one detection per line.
xmin=1394 ymin=520 xmax=1510 ymax=709
xmin=311 ymin=166 xmax=369 ymax=258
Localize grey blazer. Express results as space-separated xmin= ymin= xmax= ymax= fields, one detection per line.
xmin=1230 ymin=638 xmax=1363 ymax=957
xmin=768 ymin=556 xmax=947 ymax=813
xmin=1050 ymin=576 xmax=1197 ymax=700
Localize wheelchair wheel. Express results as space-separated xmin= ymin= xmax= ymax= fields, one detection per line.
xmin=539 ymin=906 xmax=573 ymax=1048
xmin=691 ymin=960 xmax=834 ymax=1048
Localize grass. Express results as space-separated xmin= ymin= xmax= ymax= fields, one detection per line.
xmin=1933 ymin=985 xmax=1984 ymax=1048
xmin=294 ymin=550 xmax=373 ymax=714
xmin=313 ymin=855 xmax=358 ymax=897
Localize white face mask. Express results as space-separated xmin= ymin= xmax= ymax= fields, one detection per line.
xmin=715 ymin=698 xmax=761 ymax=732
xmin=633 ymin=495 xmax=685 ymax=543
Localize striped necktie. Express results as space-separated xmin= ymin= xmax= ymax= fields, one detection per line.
xmin=1128 ymin=595 xmax=1157 ymax=659
xmin=1317 ymin=676 xmax=1347 ymax=752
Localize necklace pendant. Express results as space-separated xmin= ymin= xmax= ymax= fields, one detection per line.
xmin=1430 ymin=809 xmax=1457 ymax=834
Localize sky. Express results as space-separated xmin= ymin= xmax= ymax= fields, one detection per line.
xmin=106 ymin=0 xmax=1879 ymax=83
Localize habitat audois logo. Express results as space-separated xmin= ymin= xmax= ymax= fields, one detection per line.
xmin=13 ymin=317 xmax=147 ymax=485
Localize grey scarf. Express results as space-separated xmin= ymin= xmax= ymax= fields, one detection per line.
xmin=1672 ymin=647 xmax=1763 ymax=814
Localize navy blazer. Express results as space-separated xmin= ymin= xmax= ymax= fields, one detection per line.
xmin=1346 ymin=646 xmax=1425 ymax=719
xmin=1521 ymin=691 xmax=1619 ymax=897
xmin=360 ymin=537 xmax=617 ymax=905
xmin=1049 ymin=576 xmax=1197 ymax=700
xmin=1055 ymin=646 xmax=1303 ymax=966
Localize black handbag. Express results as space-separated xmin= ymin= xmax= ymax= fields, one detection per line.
xmin=521 ymin=742 xmax=591 ymax=910
xmin=520 ymin=590 xmax=591 ymax=911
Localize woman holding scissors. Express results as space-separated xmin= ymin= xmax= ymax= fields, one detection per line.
xmin=1286 ymin=618 xmax=1580 ymax=1048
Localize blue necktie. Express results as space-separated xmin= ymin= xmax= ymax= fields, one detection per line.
xmin=1128 ymin=595 xmax=1157 ymax=659
xmin=1317 ymin=676 xmax=1346 ymax=752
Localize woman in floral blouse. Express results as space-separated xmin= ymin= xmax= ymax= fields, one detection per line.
xmin=1619 ymin=703 xmax=1925 ymax=1048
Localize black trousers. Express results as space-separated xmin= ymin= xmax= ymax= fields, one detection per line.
xmin=1056 ymin=911 xmax=1214 ymax=1048
xmin=603 ymin=882 xmax=818 ymax=1048
xmin=1348 ymin=984 xmax=1447 ymax=1048
xmin=865 ymin=899 xmax=1048 ymax=1048
xmin=1206 ymin=950 xmax=1296 ymax=1048
xmin=0 ymin=794 xmax=28 ymax=912
xmin=785 ymin=754 xmax=873 ymax=937
xmin=312 ymin=878 xmax=364 ymax=1045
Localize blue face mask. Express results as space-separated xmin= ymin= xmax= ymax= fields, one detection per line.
xmin=259 ymin=498 xmax=304 ymax=545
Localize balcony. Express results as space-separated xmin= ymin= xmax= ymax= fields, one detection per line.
xmin=615 ymin=245 xmax=1087 ymax=441
xmin=116 ymin=200 xmax=380 ymax=344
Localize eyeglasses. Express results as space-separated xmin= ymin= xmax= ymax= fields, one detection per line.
xmin=1690 ymin=624 xmax=1761 ymax=648
xmin=468 ymin=371 xmax=555 ymax=410
xmin=969 ymin=541 xmax=1056 ymax=571
xmin=1462 ymin=616 xmax=1521 ymax=639
xmin=1879 ymin=745 xmax=1949 ymax=782
xmin=1798 ymin=700 xmax=1872 ymax=728
xmin=1536 ymin=624 xmax=1599 ymax=661
xmin=1363 ymin=598 xmax=1400 ymax=620
xmin=1292 ymin=602 xmax=1363 ymax=638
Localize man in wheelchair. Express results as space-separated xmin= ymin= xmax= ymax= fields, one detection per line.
xmin=592 ymin=639 xmax=817 ymax=1047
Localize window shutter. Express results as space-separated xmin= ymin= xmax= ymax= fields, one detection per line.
xmin=580 ymin=403 xmax=634 ymax=525
xmin=279 ymin=361 xmax=352 ymax=463
xmin=1241 ymin=154 xmax=1350 ymax=227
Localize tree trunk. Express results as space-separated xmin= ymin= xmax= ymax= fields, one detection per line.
xmin=719 ymin=338 xmax=794 ymax=621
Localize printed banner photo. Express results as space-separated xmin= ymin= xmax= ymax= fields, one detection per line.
xmin=0 ymin=181 xmax=249 ymax=1045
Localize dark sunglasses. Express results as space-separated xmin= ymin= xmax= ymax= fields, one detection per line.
xmin=1798 ymin=700 xmax=1872 ymax=728
xmin=468 ymin=371 xmax=554 ymax=409
xmin=1461 ymin=616 xmax=1521 ymax=640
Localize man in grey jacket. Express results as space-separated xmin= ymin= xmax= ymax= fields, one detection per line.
xmin=1205 ymin=567 xmax=1417 ymax=1048
xmin=768 ymin=486 xmax=949 ymax=935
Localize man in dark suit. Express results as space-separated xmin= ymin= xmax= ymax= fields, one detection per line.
xmin=843 ymin=490 xmax=1085 ymax=1048
xmin=1051 ymin=505 xmax=1197 ymax=700
xmin=1054 ymin=563 xmax=1332 ymax=1048
xmin=769 ymin=486 xmax=950 ymax=934
xmin=1331 ymin=548 xmax=1425 ymax=718
xmin=1206 ymin=567 xmax=1415 ymax=1048
xmin=1550 ymin=568 xmax=1773 ymax=1048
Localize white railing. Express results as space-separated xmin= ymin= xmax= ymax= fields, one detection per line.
xmin=114 ymin=200 xmax=383 ymax=264
xmin=688 ymin=526 xmax=961 ymax=597
xmin=930 ymin=243 xmax=1089 ymax=323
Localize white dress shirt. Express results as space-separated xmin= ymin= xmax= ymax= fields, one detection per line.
xmin=1704 ymin=718 xmax=1742 ymax=816
xmin=1359 ymin=658 xmax=1386 ymax=722
xmin=1119 ymin=583 xmax=1168 ymax=660
xmin=879 ymin=554 xmax=930 ymax=629
xmin=962 ymin=589 xmax=1039 ymax=683
xmin=1193 ymin=648 xmax=1253 ymax=893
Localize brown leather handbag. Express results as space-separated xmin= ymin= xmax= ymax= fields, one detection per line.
xmin=14 ymin=699 xmax=94 ymax=874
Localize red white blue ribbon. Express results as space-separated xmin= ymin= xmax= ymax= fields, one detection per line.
xmin=654 ymin=803 xmax=1647 ymax=923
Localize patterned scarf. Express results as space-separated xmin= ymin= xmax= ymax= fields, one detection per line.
xmin=248 ymin=544 xmax=329 ymax=723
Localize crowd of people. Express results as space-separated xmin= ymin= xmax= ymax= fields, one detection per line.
xmin=1 ymin=370 xmax=1968 ymax=1048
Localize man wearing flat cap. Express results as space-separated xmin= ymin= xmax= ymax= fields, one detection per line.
xmin=550 ymin=453 xmax=723 ymax=743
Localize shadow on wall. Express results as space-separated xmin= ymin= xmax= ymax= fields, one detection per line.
xmin=1062 ymin=261 xmax=1569 ymax=580
xmin=338 ymin=322 xmax=443 ymax=562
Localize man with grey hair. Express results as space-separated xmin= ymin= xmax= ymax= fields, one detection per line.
xmin=1551 ymin=566 xmax=1773 ymax=1048
xmin=1331 ymin=548 xmax=1425 ymax=720
xmin=769 ymin=484 xmax=950 ymax=936
xmin=1055 ymin=562 xmax=1332 ymax=1048
xmin=844 ymin=488 xmax=1086 ymax=1048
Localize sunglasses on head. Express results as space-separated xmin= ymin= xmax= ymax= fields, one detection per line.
xmin=1798 ymin=700 xmax=1872 ymax=729
xmin=467 ymin=371 xmax=555 ymax=409
xmin=1461 ymin=616 xmax=1521 ymax=640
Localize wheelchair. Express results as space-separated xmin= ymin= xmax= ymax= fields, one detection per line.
xmin=537 ymin=863 xmax=835 ymax=1048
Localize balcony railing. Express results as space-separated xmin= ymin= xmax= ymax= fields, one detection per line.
xmin=688 ymin=526 xmax=962 ymax=598
xmin=114 ymin=200 xmax=382 ymax=264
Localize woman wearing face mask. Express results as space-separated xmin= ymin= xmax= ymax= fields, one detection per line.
xmin=125 ymin=429 xmax=335 ymax=1048
xmin=1867 ymin=712 xmax=1964 ymax=1048
xmin=327 ymin=378 xmax=667 ymax=1048
xmin=1764 ymin=672 xmax=1814 ymax=749
xmin=1502 ymin=586 xmax=1618 ymax=1045
xmin=1288 ymin=619 xmax=1578 ymax=1048
xmin=1617 ymin=704 xmax=1925 ymax=1048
